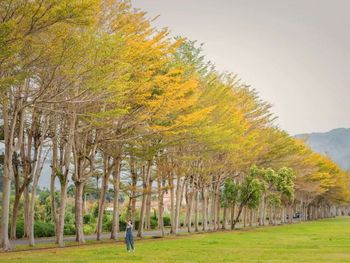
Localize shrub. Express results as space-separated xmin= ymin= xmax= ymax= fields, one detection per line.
xmin=83 ymin=214 xmax=95 ymax=224
xmin=83 ymin=224 xmax=94 ymax=235
xmin=11 ymin=220 xmax=56 ymax=238
xmin=163 ymin=216 xmax=171 ymax=226
xmin=150 ymin=217 xmax=157 ymax=229
xmin=103 ymin=219 xmax=127 ymax=232
xmin=119 ymin=220 xmax=126 ymax=231
xmin=11 ymin=220 xmax=24 ymax=238
xmin=103 ymin=214 xmax=113 ymax=224
xmin=34 ymin=221 xmax=55 ymax=238
xmin=64 ymin=211 xmax=74 ymax=225
xmin=64 ymin=224 xmax=76 ymax=235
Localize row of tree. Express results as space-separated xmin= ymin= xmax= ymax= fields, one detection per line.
xmin=1 ymin=0 xmax=349 ymax=251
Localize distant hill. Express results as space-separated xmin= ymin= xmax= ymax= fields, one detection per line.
xmin=295 ymin=128 xmax=350 ymax=170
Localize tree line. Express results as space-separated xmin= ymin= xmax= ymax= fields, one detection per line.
xmin=1 ymin=0 xmax=350 ymax=251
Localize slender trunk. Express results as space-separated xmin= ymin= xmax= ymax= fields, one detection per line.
xmin=230 ymin=204 xmax=236 ymax=230
xmin=186 ymin=191 xmax=194 ymax=232
xmin=174 ymin=176 xmax=185 ymax=234
xmin=23 ymin=186 xmax=30 ymax=238
xmin=75 ymin=182 xmax=85 ymax=244
xmin=194 ymin=190 xmax=199 ymax=232
xmin=97 ymin=160 xmax=110 ymax=240
xmin=243 ymin=207 xmax=247 ymax=228
xmin=129 ymin=156 xmax=137 ymax=227
xmin=145 ymin=179 xmax=152 ymax=230
xmin=28 ymin=183 xmax=38 ymax=247
xmin=0 ymin=166 xmax=12 ymax=250
xmin=169 ymin=175 xmax=175 ymax=234
xmin=56 ymin=182 xmax=68 ymax=247
xmin=137 ymin=160 xmax=152 ymax=238
xmin=233 ymin=203 xmax=245 ymax=229
xmin=50 ymin=173 xmax=58 ymax=237
xmin=157 ymin=175 xmax=165 ymax=236
xmin=11 ymin=194 xmax=21 ymax=239
xmin=111 ymin=157 xmax=121 ymax=240
xmin=249 ymin=209 xmax=253 ymax=227
xmin=222 ymin=206 xmax=227 ymax=230
xmin=216 ymin=191 xmax=221 ymax=231
xmin=0 ymin=98 xmax=17 ymax=251
xmin=202 ymin=188 xmax=208 ymax=231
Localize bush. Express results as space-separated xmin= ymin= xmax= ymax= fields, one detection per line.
xmin=11 ymin=220 xmax=24 ymax=238
xmin=83 ymin=224 xmax=95 ymax=235
xmin=103 ymin=219 xmax=127 ymax=232
xmin=83 ymin=214 xmax=95 ymax=224
xmin=10 ymin=220 xmax=56 ymax=238
xmin=119 ymin=220 xmax=126 ymax=231
xmin=150 ymin=217 xmax=157 ymax=229
xmin=163 ymin=216 xmax=171 ymax=227
xmin=64 ymin=224 xmax=76 ymax=235
xmin=103 ymin=214 xmax=113 ymax=224
xmin=34 ymin=221 xmax=55 ymax=238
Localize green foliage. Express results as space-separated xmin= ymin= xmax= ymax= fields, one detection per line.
xmin=64 ymin=224 xmax=76 ymax=236
xmin=83 ymin=214 xmax=95 ymax=224
xmin=163 ymin=216 xmax=171 ymax=227
xmin=10 ymin=220 xmax=55 ymax=238
xmin=240 ymin=174 xmax=264 ymax=209
xmin=83 ymin=224 xmax=94 ymax=235
xmin=221 ymin=178 xmax=239 ymax=207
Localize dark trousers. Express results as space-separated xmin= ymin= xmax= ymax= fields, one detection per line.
xmin=125 ymin=234 xmax=134 ymax=251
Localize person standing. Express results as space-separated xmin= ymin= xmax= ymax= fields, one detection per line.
xmin=125 ymin=220 xmax=135 ymax=252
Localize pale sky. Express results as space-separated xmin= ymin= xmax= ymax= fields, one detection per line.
xmin=133 ymin=0 xmax=350 ymax=135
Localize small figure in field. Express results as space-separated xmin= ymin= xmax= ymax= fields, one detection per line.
xmin=125 ymin=220 xmax=135 ymax=252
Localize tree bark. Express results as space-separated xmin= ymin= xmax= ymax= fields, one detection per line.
xmin=169 ymin=174 xmax=175 ymax=234
xmin=174 ymin=176 xmax=185 ymax=234
xmin=137 ymin=160 xmax=152 ymax=238
xmin=97 ymin=156 xmax=112 ymax=241
xmin=111 ymin=157 xmax=121 ymax=240
xmin=230 ymin=204 xmax=236 ymax=230
xmin=75 ymin=182 xmax=85 ymax=244
xmin=157 ymin=174 xmax=165 ymax=236
xmin=194 ymin=190 xmax=199 ymax=232
xmin=202 ymin=188 xmax=208 ymax=231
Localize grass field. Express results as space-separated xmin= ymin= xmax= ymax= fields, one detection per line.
xmin=1 ymin=217 xmax=350 ymax=263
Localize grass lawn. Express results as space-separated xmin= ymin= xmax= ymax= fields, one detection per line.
xmin=1 ymin=217 xmax=350 ymax=263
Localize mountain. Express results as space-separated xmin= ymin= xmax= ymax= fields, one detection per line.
xmin=295 ymin=128 xmax=350 ymax=170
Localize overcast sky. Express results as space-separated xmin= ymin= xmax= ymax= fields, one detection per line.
xmin=133 ymin=0 xmax=350 ymax=135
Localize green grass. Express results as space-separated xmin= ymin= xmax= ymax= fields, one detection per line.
xmin=1 ymin=217 xmax=350 ymax=262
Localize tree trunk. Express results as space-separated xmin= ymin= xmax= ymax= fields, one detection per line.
xmin=50 ymin=173 xmax=58 ymax=237
xmin=137 ymin=160 xmax=152 ymax=238
xmin=174 ymin=176 xmax=185 ymax=234
xmin=0 ymin=167 xmax=12 ymax=250
xmin=194 ymin=190 xmax=199 ymax=232
xmin=11 ymin=194 xmax=21 ymax=239
xmin=202 ymin=188 xmax=208 ymax=231
xmin=169 ymin=175 xmax=175 ymax=234
xmin=145 ymin=179 xmax=152 ymax=230
xmin=96 ymin=158 xmax=110 ymax=241
xmin=222 ymin=206 xmax=227 ymax=230
xmin=216 ymin=191 xmax=221 ymax=231
xmin=0 ymin=99 xmax=16 ymax=251
xmin=157 ymin=175 xmax=165 ymax=236
xmin=231 ymin=204 xmax=236 ymax=230
xmin=75 ymin=182 xmax=85 ymax=244
xmin=186 ymin=191 xmax=194 ymax=232
xmin=233 ymin=203 xmax=245 ymax=229
xmin=111 ymin=157 xmax=121 ymax=240
xmin=23 ymin=186 xmax=30 ymax=238
xmin=56 ymin=181 xmax=68 ymax=247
